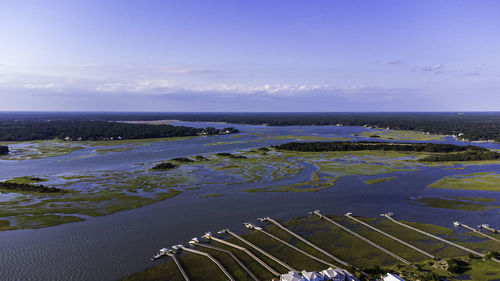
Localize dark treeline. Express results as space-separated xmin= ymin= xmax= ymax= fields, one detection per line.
xmin=274 ymin=141 xmax=498 ymax=162
xmin=0 ymin=182 xmax=64 ymax=193
xmin=421 ymin=151 xmax=500 ymax=162
xmin=151 ymin=162 xmax=178 ymax=170
xmin=0 ymin=120 xmax=239 ymax=141
xmin=0 ymin=145 xmax=8 ymax=155
xmin=1 ymin=112 xmax=499 ymax=141
xmin=274 ymin=141 xmax=487 ymax=153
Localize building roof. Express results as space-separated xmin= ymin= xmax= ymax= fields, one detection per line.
xmin=382 ymin=273 xmax=405 ymax=281
xmin=280 ymin=271 xmax=303 ymax=281
xmin=301 ymin=270 xmax=323 ymax=280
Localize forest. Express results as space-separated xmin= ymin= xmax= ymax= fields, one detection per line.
xmin=0 ymin=120 xmax=239 ymax=141
xmin=0 ymin=182 xmax=64 ymax=193
xmin=0 ymin=145 xmax=8 ymax=155
xmin=274 ymin=141 xmax=487 ymax=153
xmin=1 ymin=112 xmax=499 ymax=142
xmin=274 ymin=141 xmax=499 ymax=162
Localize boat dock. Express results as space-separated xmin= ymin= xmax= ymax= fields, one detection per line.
xmin=173 ymin=244 xmax=236 ymax=281
xmin=382 ymin=213 xmax=487 ymax=258
xmin=453 ymin=222 xmax=500 ymax=243
xmin=344 ymin=212 xmax=438 ymax=260
xmin=189 ymin=238 xmax=260 ymax=281
xmin=258 ymin=216 xmax=352 ymax=268
xmin=220 ymin=228 xmax=297 ymax=272
xmin=478 ymin=224 xmax=500 ymax=234
xmin=244 ymin=222 xmax=337 ymax=268
xmin=313 ymin=211 xmax=412 ymax=266
xmin=165 ymin=249 xmax=190 ymax=281
xmin=202 ymin=232 xmax=281 ymax=276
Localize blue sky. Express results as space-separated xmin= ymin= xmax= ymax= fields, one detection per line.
xmin=1 ymin=0 xmax=499 ymax=111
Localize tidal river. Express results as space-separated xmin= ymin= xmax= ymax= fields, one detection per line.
xmin=1 ymin=122 xmax=499 ymax=281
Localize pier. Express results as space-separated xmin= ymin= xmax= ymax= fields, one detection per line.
xmin=189 ymin=238 xmax=260 ymax=281
xmin=313 ymin=211 xmax=412 ymax=266
xmin=258 ymin=216 xmax=352 ymax=268
xmin=202 ymin=232 xmax=281 ymax=276
xmin=478 ymin=224 xmax=499 ymax=234
xmin=173 ymin=244 xmax=236 ymax=281
xmin=382 ymin=213 xmax=488 ymax=259
xmin=244 ymin=222 xmax=337 ymax=268
xmin=345 ymin=212 xmax=438 ymax=260
xmin=454 ymin=222 xmax=500 ymax=243
xmin=220 ymin=228 xmax=297 ymax=272
xmin=165 ymin=250 xmax=191 ymax=281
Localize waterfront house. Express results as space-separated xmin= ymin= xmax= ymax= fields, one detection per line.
xmin=321 ymin=267 xmax=345 ymax=280
xmin=381 ymin=273 xmax=405 ymax=281
xmin=280 ymin=271 xmax=303 ymax=281
xmin=301 ymin=270 xmax=325 ymax=281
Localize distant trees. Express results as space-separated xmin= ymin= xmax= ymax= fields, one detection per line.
xmin=0 ymin=121 xmax=240 ymax=141
xmin=274 ymin=141 xmax=487 ymax=153
xmin=420 ymin=151 xmax=500 ymax=162
xmin=151 ymin=162 xmax=178 ymax=171
xmin=0 ymin=145 xmax=8 ymax=155
xmin=0 ymin=181 xmax=64 ymax=193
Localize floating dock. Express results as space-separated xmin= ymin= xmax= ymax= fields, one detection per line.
xmin=453 ymin=222 xmax=500 ymax=243
xmin=478 ymin=224 xmax=500 ymax=234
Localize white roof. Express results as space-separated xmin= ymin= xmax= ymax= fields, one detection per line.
xmin=383 ymin=273 xmax=405 ymax=281
xmin=280 ymin=271 xmax=303 ymax=281
xmin=322 ymin=267 xmax=345 ymax=278
xmin=301 ymin=270 xmax=323 ymax=280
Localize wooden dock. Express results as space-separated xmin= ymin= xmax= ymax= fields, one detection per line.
xmin=189 ymin=239 xmax=260 ymax=281
xmin=202 ymin=232 xmax=281 ymax=276
xmin=259 ymin=216 xmax=352 ymax=268
xmin=174 ymin=245 xmax=236 ymax=281
xmin=244 ymin=222 xmax=337 ymax=268
xmin=222 ymin=228 xmax=297 ymax=272
xmin=345 ymin=212 xmax=438 ymax=260
xmin=313 ymin=211 xmax=413 ymax=266
xmin=382 ymin=213 xmax=487 ymax=258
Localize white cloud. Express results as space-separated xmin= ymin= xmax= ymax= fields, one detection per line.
xmin=24 ymin=83 xmax=57 ymax=89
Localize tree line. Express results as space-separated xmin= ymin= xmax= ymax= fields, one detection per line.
xmin=0 ymin=120 xmax=239 ymax=141
xmin=273 ymin=141 xmax=487 ymax=153
xmin=0 ymin=182 xmax=64 ymax=193
xmin=0 ymin=145 xmax=8 ymax=155
xmin=1 ymin=112 xmax=499 ymax=142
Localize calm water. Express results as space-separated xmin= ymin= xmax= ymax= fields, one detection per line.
xmin=1 ymin=122 xmax=500 ymax=281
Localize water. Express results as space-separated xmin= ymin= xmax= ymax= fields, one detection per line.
xmin=1 ymin=122 xmax=500 ymax=281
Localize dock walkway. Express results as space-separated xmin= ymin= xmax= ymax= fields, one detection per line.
xmin=223 ymin=229 xmax=296 ymax=272
xmin=191 ymin=241 xmax=260 ymax=281
xmin=345 ymin=213 xmax=438 ymax=260
xmin=455 ymin=222 xmax=500 ymax=244
xmin=382 ymin=213 xmax=487 ymax=258
xmin=259 ymin=216 xmax=351 ymax=268
xmin=313 ymin=211 xmax=412 ymax=266
xmin=245 ymin=223 xmax=337 ymax=268
xmin=203 ymin=232 xmax=281 ymax=276
xmin=166 ymin=252 xmax=190 ymax=281
xmin=178 ymin=245 xmax=236 ymax=281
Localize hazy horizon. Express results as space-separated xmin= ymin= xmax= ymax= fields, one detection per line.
xmin=1 ymin=0 xmax=500 ymax=111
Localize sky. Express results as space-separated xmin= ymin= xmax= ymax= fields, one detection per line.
xmin=1 ymin=0 xmax=500 ymax=111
